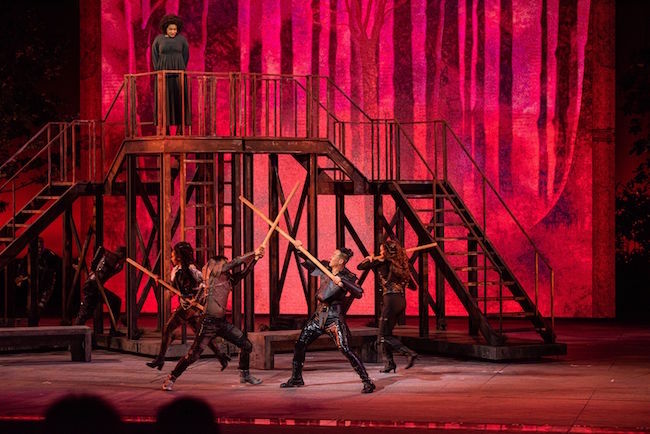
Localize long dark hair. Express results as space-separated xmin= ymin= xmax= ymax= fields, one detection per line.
xmin=172 ymin=241 xmax=198 ymax=290
xmin=382 ymin=240 xmax=410 ymax=281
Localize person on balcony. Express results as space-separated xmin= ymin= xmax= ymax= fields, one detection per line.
xmin=162 ymin=246 xmax=266 ymax=391
xmin=152 ymin=14 xmax=190 ymax=135
xmin=146 ymin=241 xmax=230 ymax=372
xmin=280 ymin=245 xmax=376 ymax=394
xmin=357 ymin=239 xmax=418 ymax=373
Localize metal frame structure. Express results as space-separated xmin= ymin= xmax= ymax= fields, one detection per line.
xmin=0 ymin=72 xmax=560 ymax=357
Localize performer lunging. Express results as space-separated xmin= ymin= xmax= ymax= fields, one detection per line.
xmin=147 ymin=241 xmax=230 ymax=371
xmin=74 ymin=246 xmax=125 ymax=336
xmin=357 ymin=239 xmax=418 ymax=372
xmin=162 ymin=246 xmax=265 ymax=391
xmin=280 ymin=245 xmax=376 ymax=394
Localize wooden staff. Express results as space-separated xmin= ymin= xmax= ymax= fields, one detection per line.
xmin=94 ymin=277 xmax=119 ymax=331
xmin=370 ymin=242 xmax=438 ymax=261
xmin=260 ymin=181 xmax=300 ymax=249
xmin=126 ymin=258 xmax=205 ymax=312
xmin=239 ymin=195 xmax=340 ymax=284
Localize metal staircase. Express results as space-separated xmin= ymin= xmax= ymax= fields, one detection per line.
xmin=1 ymin=71 xmax=562 ymax=357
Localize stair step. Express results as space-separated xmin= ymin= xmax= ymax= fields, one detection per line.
xmin=36 ymin=196 xmax=61 ymax=200
xmin=187 ymin=203 xmax=216 ymax=208
xmin=445 ymin=251 xmax=485 ymax=256
xmin=429 ymin=222 xmax=475 ymax=228
xmin=415 ymin=208 xmax=435 ymax=213
xmin=187 ymin=181 xmax=214 ymax=186
xmin=454 ymin=266 xmax=498 ymax=272
xmin=220 ymin=223 xmax=233 ymax=228
xmin=20 ymin=210 xmax=45 ymax=215
xmin=464 ymin=280 xmax=515 ymax=286
xmin=10 ymin=223 xmax=30 ymax=228
xmin=436 ymin=236 xmax=480 ymax=241
xmin=474 ymin=296 xmax=526 ymax=302
xmin=0 ymin=237 xmax=14 ymax=242
xmin=185 ymin=159 xmax=214 ymax=164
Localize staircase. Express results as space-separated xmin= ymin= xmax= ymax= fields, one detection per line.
xmin=0 ymin=120 xmax=102 ymax=270
xmin=1 ymin=72 xmax=561 ymax=357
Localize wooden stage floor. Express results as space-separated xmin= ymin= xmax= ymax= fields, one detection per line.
xmin=0 ymin=319 xmax=649 ymax=433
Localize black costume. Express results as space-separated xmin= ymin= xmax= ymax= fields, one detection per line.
xmin=357 ymin=257 xmax=418 ymax=372
xmin=74 ymin=247 xmax=123 ymax=334
xmin=147 ymin=263 xmax=230 ymax=371
xmin=14 ymin=240 xmax=61 ymax=325
xmin=152 ymin=33 xmax=190 ymax=127
xmin=163 ymin=251 xmax=262 ymax=390
xmin=281 ymin=254 xmax=375 ymax=393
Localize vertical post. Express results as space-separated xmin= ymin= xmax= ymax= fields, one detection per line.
xmin=268 ymin=155 xmax=280 ymax=327
xmin=179 ymin=153 xmax=186 ymax=241
xmin=335 ymin=192 xmax=345 ymax=248
xmin=126 ymin=155 xmax=138 ymax=339
xmin=92 ymin=194 xmax=104 ymax=332
xmin=160 ymin=154 xmax=172 ymax=331
xmin=243 ymin=153 xmax=255 ymax=333
xmin=231 ymin=154 xmax=243 ymax=329
xmin=62 ymin=209 xmax=73 ymax=324
xmin=307 ymin=154 xmax=318 ymax=315
xmin=435 ymin=194 xmax=446 ymax=330
xmin=468 ymin=238 xmax=478 ymax=336
xmin=373 ymin=194 xmax=383 ymax=323
xmin=27 ymin=238 xmax=39 ymax=327
xmin=217 ymin=154 xmax=225 ymax=255
xmin=418 ymin=252 xmax=429 ymax=337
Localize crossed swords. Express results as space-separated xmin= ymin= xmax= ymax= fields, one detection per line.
xmin=127 ymin=181 xmax=436 ymax=305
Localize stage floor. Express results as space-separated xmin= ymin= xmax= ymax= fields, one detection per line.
xmin=1 ymin=320 xmax=649 ymax=433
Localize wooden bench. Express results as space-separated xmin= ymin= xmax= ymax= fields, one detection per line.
xmin=0 ymin=326 xmax=92 ymax=362
xmin=249 ymin=327 xmax=378 ymax=370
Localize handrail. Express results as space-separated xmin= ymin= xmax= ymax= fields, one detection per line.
xmin=0 ymin=123 xmax=67 ymax=175
xmin=0 ymin=123 xmax=72 ymax=191
xmin=103 ymin=81 xmax=125 ymax=123
xmin=441 ymin=121 xmax=552 ymax=269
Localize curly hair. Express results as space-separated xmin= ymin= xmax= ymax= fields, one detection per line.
xmin=159 ymin=14 xmax=183 ymax=33
xmin=172 ymin=241 xmax=194 ymax=268
xmin=382 ymin=240 xmax=410 ymax=281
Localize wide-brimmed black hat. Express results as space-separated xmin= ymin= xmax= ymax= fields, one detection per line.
xmin=160 ymin=14 xmax=183 ymax=33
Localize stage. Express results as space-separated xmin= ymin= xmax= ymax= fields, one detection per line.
xmin=0 ymin=319 xmax=648 ymax=433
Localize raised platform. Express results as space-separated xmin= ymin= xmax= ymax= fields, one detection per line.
xmin=0 ymin=325 xmax=92 ymax=362
xmin=397 ymin=329 xmax=567 ymax=361
xmin=95 ymin=330 xmax=227 ymax=358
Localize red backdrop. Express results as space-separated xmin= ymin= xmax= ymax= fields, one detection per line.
xmin=78 ymin=0 xmax=614 ymax=318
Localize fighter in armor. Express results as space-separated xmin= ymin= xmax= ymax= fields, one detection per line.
xmin=74 ymin=246 xmax=125 ymax=336
xmin=357 ymin=239 xmax=418 ymax=373
xmin=162 ymin=246 xmax=265 ymax=391
xmin=147 ymin=241 xmax=231 ymax=371
xmin=280 ymin=244 xmax=376 ymax=394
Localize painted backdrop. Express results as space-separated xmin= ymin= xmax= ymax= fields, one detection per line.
xmin=85 ymin=0 xmax=614 ymax=318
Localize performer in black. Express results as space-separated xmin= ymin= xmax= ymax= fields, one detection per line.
xmin=14 ymin=238 xmax=61 ymax=325
xmin=280 ymin=244 xmax=376 ymax=394
xmin=74 ymin=246 xmax=125 ymax=336
xmin=152 ymin=14 xmax=190 ymax=134
xmin=357 ymin=239 xmax=418 ymax=372
xmin=162 ymin=246 xmax=265 ymax=391
xmin=147 ymin=241 xmax=230 ymax=371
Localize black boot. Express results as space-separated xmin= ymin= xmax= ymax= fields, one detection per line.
xmin=399 ymin=345 xmax=418 ymax=369
xmin=362 ymin=381 xmax=376 ymax=393
xmin=348 ymin=353 xmax=375 ymax=393
xmin=240 ymin=370 xmax=262 ymax=385
xmin=380 ymin=359 xmax=396 ymax=373
xmin=216 ymin=353 xmax=231 ymax=371
xmin=146 ymin=357 xmax=165 ymax=370
xmin=380 ymin=343 xmax=396 ymax=373
xmin=280 ymin=361 xmax=305 ymax=388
